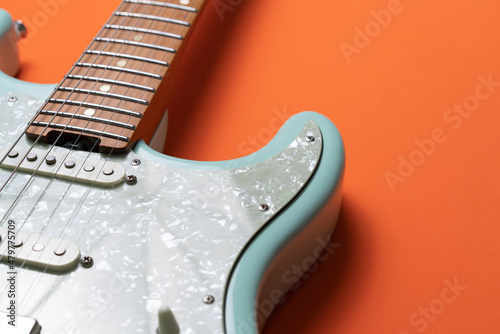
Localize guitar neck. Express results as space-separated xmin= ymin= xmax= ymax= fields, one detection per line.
xmin=26 ymin=0 xmax=206 ymax=152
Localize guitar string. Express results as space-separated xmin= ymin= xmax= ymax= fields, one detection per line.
xmin=27 ymin=2 xmax=196 ymax=318
xmin=0 ymin=0 xmax=140 ymax=218
xmin=0 ymin=0 xmax=145 ymax=305
xmin=0 ymin=0 xmax=141 ymax=306
xmin=7 ymin=0 xmax=154 ymax=310
xmin=4 ymin=0 xmax=173 ymax=312
xmin=12 ymin=0 xmax=196 ymax=317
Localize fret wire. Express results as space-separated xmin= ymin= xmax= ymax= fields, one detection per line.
xmin=39 ymin=110 xmax=136 ymax=130
xmin=65 ymin=75 xmax=156 ymax=93
xmin=76 ymin=62 xmax=162 ymax=79
xmin=27 ymin=0 xmax=204 ymax=151
xmin=94 ymin=37 xmax=176 ymax=53
xmin=85 ymin=50 xmax=168 ymax=66
xmin=49 ymin=99 xmax=143 ymax=118
xmin=13 ymin=8 xmax=207 ymax=304
xmin=104 ymin=24 xmax=184 ymax=40
xmin=57 ymin=86 xmax=149 ymax=105
xmin=30 ymin=121 xmax=130 ymax=142
xmin=124 ymin=0 xmax=198 ymax=12
xmin=114 ymin=12 xmax=190 ymax=26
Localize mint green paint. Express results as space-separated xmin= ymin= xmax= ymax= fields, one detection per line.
xmin=224 ymin=112 xmax=345 ymax=334
xmin=0 ymin=70 xmax=55 ymax=100
xmin=0 ymin=9 xmax=12 ymax=36
xmin=1 ymin=8 xmax=345 ymax=329
xmin=138 ymin=112 xmax=345 ymax=334
xmin=134 ymin=113 xmax=313 ymax=171
xmin=0 ymin=9 xmax=56 ymax=99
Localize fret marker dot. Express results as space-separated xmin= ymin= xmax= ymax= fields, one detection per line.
xmin=133 ymin=34 xmax=143 ymax=41
xmin=84 ymin=108 xmax=95 ymax=116
xmin=117 ymin=60 xmax=127 ymax=67
xmin=180 ymin=0 xmax=190 ymax=4
xmin=100 ymin=84 xmax=111 ymax=92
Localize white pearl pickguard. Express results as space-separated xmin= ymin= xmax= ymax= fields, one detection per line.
xmin=0 ymin=93 xmax=322 ymax=333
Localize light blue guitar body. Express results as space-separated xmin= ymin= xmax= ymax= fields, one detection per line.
xmin=0 ymin=9 xmax=344 ymax=334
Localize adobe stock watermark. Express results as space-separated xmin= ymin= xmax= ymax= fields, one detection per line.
xmin=399 ymin=277 xmax=466 ymax=334
xmin=385 ymin=74 xmax=499 ymax=192
xmin=213 ymin=0 xmax=243 ymax=21
xmin=235 ymin=236 xmax=341 ymax=332
xmin=339 ymin=0 xmax=409 ymax=64
xmin=18 ymin=0 xmax=72 ymax=45
xmin=237 ymin=106 xmax=293 ymax=156
xmin=55 ymin=271 xmax=134 ymax=334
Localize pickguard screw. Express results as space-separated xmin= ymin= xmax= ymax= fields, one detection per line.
xmin=305 ymin=136 xmax=315 ymax=142
xmin=202 ymin=295 xmax=215 ymax=304
xmin=81 ymin=256 xmax=94 ymax=268
xmin=126 ymin=175 xmax=137 ymax=185
xmin=258 ymin=204 xmax=269 ymax=212
xmin=131 ymin=159 xmax=141 ymax=166
xmin=8 ymin=96 xmax=18 ymax=102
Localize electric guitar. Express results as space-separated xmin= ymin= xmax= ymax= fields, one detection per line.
xmin=0 ymin=1 xmax=344 ymax=333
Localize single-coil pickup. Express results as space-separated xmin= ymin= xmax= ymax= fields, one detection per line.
xmin=0 ymin=227 xmax=81 ymax=272
xmin=0 ymin=147 xmax=125 ymax=187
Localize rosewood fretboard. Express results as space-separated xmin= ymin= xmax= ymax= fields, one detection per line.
xmin=26 ymin=0 xmax=206 ymax=152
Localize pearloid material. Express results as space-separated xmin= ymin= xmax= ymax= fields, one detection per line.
xmin=0 ymin=93 xmax=321 ymax=333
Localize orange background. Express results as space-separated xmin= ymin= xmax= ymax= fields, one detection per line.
xmin=3 ymin=0 xmax=499 ymax=333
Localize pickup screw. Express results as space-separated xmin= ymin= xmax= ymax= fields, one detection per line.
xmin=202 ymin=295 xmax=215 ymax=304
xmin=46 ymin=155 xmax=57 ymax=165
xmin=7 ymin=150 xmax=18 ymax=158
xmin=84 ymin=165 xmax=95 ymax=172
xmin=103 ymin=168 xmax=114 ymax=176
xmin=27 ymin=152 xmax=38 ymax=162
xmin=64 ymin=160 xmax=76 ymax=168
xmin=131 ymin=159 xmax=141 ymax=166
xmin=258 ymin=204 xmax=269 ymax=212
xmin=126 ymin=175 xmax=137 ymax=185
xmin=81 ymin=256 xmax=94 ymax=268
xmin=8 ymin=96 xmax=18 ymax=102
xmin=54 ymin=247 xmax=66 ymax=256
xmin=305 ymin=136 xmax=315 ymax=142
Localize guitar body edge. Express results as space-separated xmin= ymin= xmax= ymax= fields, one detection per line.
xmin=0 ymin=9 xmax=55 ymax=99
xmin=133 ymin=113 xmax=345 ymax=333
xmin=224 ymin=112 xmax=344 ymax=333
xmin=137 ymin=112 xmax=345 ymax=333
xmin=0 ymin=8 xmax=345 ymax=332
